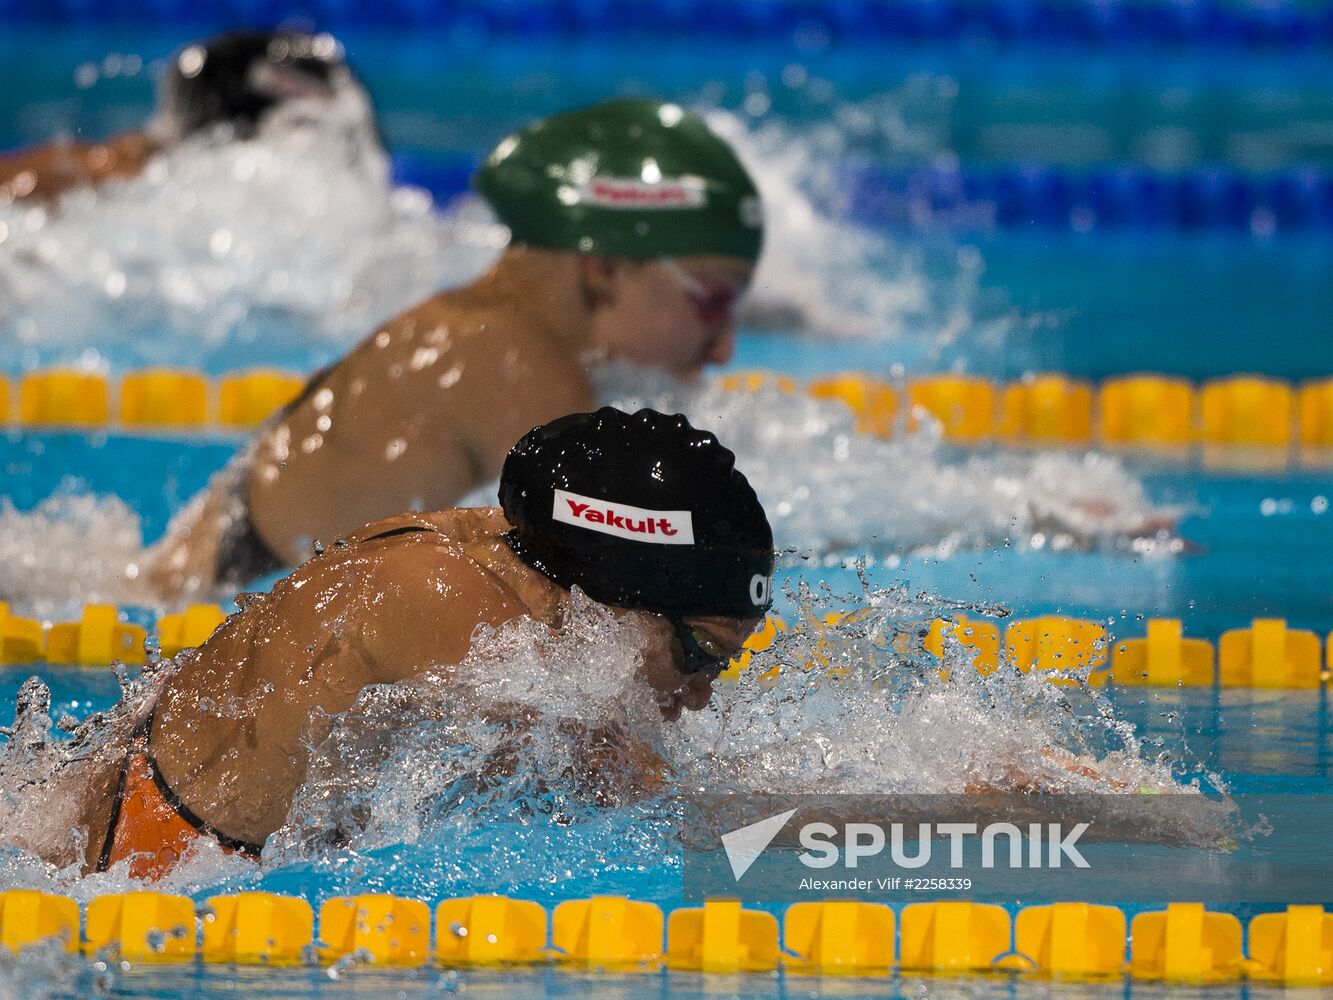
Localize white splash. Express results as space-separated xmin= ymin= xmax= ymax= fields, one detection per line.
xmin=0 ymin=493 xmax=146 ymax=620
xmin=0 ymin=87 xmax=503 ymax=373
xmin=231 ymin=587 xmax=1213 ymax=880
xmin=596 ymin=366 xmax=1177 ymax=560
xmin=709 ymin=90 xmax=1012 ymax=367
xmin=0 ymin=86 xmax=1002 ymax=375
xmin=0 ymin=580 xmax=1218 ymax=903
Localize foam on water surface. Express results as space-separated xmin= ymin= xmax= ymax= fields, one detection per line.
xmin=0 ymin=379 xmax=1179 ymax=619
xmin=0 ymin=89 xmax=503 ymax=373
xmin=0 ymin=85 xmax=1005 ymax=373
xmin=594 ymin=365 xmax=1179 ymax=561
xmin=0 ymin=578 xmax=1210 ymax=905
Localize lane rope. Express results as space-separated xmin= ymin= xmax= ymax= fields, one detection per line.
xmin=0 ymin=891 xmax=1323 ymax=982
xmin=5 ymin=604 xmax=1330 ymax=688
xmin=6 ymin=0 xmax=1330 ymax=50
xmin=5 ymin=367 xmax=1333 ymax=457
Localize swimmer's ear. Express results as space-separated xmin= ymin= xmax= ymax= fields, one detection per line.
xmin=578 ymin=256 xmax=618 ymax=309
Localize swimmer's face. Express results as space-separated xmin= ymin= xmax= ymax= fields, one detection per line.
xmin=635 ymin=613 xmax=763 ymax=721
xmin=585 ymin=255 xmax=754 ymax=380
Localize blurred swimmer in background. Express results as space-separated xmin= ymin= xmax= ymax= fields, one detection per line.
xmin=0 ymin=30 xmax=364 ymax=203
xmin=146 ymin=98 xmax=764 ymax=598
xmin=47 ymin=409 xmax=774 ymax=879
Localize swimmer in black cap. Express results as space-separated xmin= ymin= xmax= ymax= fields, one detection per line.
xmin=0 ymin=30 xmax=362 ymax=203
xmin=61 ymin=409 xmax=773 ymax=880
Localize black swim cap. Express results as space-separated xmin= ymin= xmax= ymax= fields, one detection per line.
xmin=158 ymin=31 xmax=354 ymax=139
xmin=500 ymin=408 xmax=774 ymax=618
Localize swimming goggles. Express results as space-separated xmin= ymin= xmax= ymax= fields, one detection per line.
xmin=659 ymin=258 xmax=743 ymax=329
xmin=666 ymin=617 xmax=735 ymax=676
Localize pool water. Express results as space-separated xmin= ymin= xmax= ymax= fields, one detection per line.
xmin=2 ymin=11 xmax=1333 ymax=1000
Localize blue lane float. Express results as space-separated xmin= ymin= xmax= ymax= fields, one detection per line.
xmin=392 ymin=152 xmax=1333 ymax=234
xmin=5 ymin=0 xmax=1333 ymax=49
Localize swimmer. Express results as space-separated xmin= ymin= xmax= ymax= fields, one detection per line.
xmin=0 ymin=30 xmax=360 ymax=204
xmin=145 ymin=98 xmax=763 ymax=598
xmin=49 ymin=408 xmax=774 ymax=880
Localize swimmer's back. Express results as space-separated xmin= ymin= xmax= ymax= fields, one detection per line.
xmin=150 ymin=506 xmax=530 ymax=842
xmin=244 ymin=290 xmax=593 ymax=563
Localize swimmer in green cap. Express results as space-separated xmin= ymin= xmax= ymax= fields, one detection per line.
xmin=57 ymin=409 xmax=774 ymax=879
xmin=0 ymin=31 xmax=362 ymax=203
xmin=146 ymin=98 xmax=765 ymax=598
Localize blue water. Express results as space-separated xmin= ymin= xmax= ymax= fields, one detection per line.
xmin=5 ymin=423 xmax=1333 ymax=637
xmin=4 ymin=13 xmax=1333 ymax=1000
xmin=8 ymin=26 xmax=1333 ymax=376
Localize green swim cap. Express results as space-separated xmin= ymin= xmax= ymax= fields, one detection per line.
xmin=475 ymin=99 xmax=763 ymax=261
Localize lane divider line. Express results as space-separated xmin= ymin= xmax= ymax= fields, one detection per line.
xmin=10 ymin=0 xmax=1333 ymax=51
xmin=3 ymin=604 xmax=1331 ymax=690
xmin=0 ymin=892 xmax=1326 ymax=983
xmin=5 ymin=368 xmax=1332 ymax=460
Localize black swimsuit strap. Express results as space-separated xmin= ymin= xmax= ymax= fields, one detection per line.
xmin=94 ymin=704 xmax=159 ymax=873
xmin=94 ymin=728 xmax=137 ymax=874
xmin=362 ymin=524 xmax=438 ymax=542
xmin=95 ymin=702 xmax=264 ymax=870
xmin=142 ymin=756 xmax=264 ymax=858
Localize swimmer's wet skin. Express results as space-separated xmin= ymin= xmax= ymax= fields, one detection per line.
xmin=78 ymin=408 xmax=774 ymax=881
xmin=144 ymin=99 xmax=765 ymax=599
xmin=0 ymin=30 xmax=359 ymax=204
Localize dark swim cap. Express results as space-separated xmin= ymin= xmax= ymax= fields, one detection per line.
xmin=500 ymin=407 xmax=774 ymax=618
xmin=475 ymin=99 xmax=764 ymax=261
xmin=158 ymin=31 xmax=354 ymax=139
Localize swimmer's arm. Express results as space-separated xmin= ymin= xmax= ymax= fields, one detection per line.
xmin=1057 ymin=500 xmax=1183 ymax=545
xmin=571 ymin=721 xmax=671 ymax=798
xmin=140 ymin=481 xmax=233 ymax=602
xmin=963 ymin=746 xmax=1132 ymax=794
xmin=0 ymin=131 xmax=160 ymax=202
xmin=475 ymin=707 xmax=670 ymax=802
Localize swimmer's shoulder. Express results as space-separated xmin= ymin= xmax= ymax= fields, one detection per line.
xmin=342 ymin=510 xmax=519 ymax=599
xmin=341 ymin=510 xmax=535 ymax=680
xmin=345 ymin=508 xmax=511 ymax=548
xmin=368 ymin=295 xmax=594 ymax=476
xmin=346 ymin=508 xmax=558 ymax=623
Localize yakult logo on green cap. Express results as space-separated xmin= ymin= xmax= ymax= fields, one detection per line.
xmin=580 ymin=176 xmax=707 ymax=210
xmin=476 ymin=98 xmax=764 ymax=260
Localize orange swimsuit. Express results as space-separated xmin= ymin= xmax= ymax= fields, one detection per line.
xmin=98 ymin=523 xmax=447 ymax=880
xmin=96 ymin=708 xmax=263 ymax=881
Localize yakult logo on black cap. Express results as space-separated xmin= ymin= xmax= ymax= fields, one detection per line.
xmin=553 ymin=489 xmax=695 ymax=545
